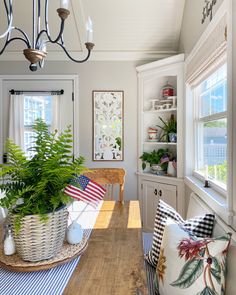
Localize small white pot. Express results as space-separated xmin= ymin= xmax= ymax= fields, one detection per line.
xmin=66 ymin=221 xmax=83 ymax=244
xmin=167 ymin=161 xmax=177 ymax=177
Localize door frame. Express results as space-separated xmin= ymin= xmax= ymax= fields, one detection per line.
xmin=0 ymin=75 xmax=79 ymax=164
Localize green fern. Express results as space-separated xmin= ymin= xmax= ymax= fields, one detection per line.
xmin=0 ymin=118 xmax=86 ymax=227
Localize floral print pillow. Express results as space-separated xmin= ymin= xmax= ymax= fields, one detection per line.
xmin=157 ymin=218 xmax=231 ymax=295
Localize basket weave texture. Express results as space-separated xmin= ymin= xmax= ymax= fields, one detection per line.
xmin=10 ymin=206 xmax=68 ymax=262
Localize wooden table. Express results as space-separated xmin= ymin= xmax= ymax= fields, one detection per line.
xmin=63 ymin=201 xmax=148 ymax=295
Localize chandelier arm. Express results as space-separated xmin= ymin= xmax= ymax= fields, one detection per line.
xmin=44 ymin=0 xmax=65 ymax=44
xmin=32 ymin=0 xmax=36 ymax=48
xmin=45 ymin=20 xmax=65 ymax=44
xmin=14 ymin=27 xmax=31 ymax=47
xmin=0 ymin=0 xmax=13 ymax=39
xmin=56 ymin=43 xmax=92 ymax=63
xmin=35 ymin=30 xmax=47 ymax=48
xmin=1 ymin=1 xmax=30 ymax=47
xmin=60 ymin=34 xmax=65 ymax=46
xmin=37 ymin=0 xmax=41 ymax=35
xmin=4 ymin=0 xmax=11 ymax=23
xmin=0 ymin=37 xmax=30 ymax=55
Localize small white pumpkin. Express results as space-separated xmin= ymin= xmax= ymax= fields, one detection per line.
xmin=66 ymin=221 xmax=83 ymax=244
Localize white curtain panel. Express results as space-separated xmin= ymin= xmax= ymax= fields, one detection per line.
xmin=51 ymin=94 xmax=62 ymax=134
xmin=9 ymin=94 xmax=25 ymax=148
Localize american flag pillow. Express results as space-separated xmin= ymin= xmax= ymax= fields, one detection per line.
xmin=64 ymin=175 xmax=106 ymax=208
xmin=145 ymin=199 xmax=215 ymax=268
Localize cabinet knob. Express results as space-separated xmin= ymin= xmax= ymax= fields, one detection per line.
xmin=154 ymin=189 xmax=162 ymax=197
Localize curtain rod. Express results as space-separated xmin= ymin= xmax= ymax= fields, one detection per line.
xmin=9 ymin=89 xmax=64 ymax=95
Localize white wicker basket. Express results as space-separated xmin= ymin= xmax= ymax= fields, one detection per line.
xmin=10 ymin=206 xmax=68 ymax=262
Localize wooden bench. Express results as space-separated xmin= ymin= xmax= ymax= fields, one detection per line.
xmin=84 ymin=168 xmax=126 ymax=202
xmin=187 ymin=193 xmax=236 ymax=295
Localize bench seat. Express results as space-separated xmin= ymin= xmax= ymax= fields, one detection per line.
xmin=143 ymin=193 xmax=236 ymax=295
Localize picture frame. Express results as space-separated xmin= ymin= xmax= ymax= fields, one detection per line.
xmin=92 ymin=90 xmax=124 ymax=161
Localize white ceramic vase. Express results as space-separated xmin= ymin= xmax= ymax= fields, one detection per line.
xmin=167 ymin=161 xmax=177 ymax=177
xmin=66 ymin=221 xmax=83 ymax=244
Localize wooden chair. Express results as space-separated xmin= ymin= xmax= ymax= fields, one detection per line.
xmin=83 ymin=168 xmax=126 ymax=202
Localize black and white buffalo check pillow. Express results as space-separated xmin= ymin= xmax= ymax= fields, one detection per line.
xmin=145 ymin=199 xmax=215 ymax=268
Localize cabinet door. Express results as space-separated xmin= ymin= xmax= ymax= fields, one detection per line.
xmin=141 ymin=180 xmax=177 ymax=231
xmin=157 ymin=182 xmax=177 ymax=209
xmin=141 ymin=181 xmax=159 ymax=231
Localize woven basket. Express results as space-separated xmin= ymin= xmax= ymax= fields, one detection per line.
xmin=10 ymin=206 xmax=68 ymax=262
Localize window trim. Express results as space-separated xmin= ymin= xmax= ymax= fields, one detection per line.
xmin=192 ymin=63 xmax=228 ymax=194
xmin=184 ymin=0 xmax=234 ymax=227
xmin=193 ymin=171 xmax=227 ymax=197
xmin=184 ymin=176 xmax=229 ymax=225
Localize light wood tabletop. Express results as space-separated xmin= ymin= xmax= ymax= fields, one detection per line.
xmin=63 ymin=201 xmax=148 ymax=295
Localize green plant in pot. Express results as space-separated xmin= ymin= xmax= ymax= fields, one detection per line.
xmin=157 ymin=114 xmax=177 ymax=142
xmin=140 ymin=149 xmax=171 ymax=174
xmin=0 ymin=118 xmax=86 ymax=262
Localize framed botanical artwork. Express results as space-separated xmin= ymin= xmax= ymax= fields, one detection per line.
xmin=92 ymin=90 xmax=124 ymax=161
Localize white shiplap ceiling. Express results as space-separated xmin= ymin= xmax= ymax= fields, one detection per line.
xmin=0 ymin=0 xmax=185 ymax=61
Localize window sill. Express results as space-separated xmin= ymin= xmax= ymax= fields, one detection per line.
xmin=184 ymin=176 xmax=231 ymax=225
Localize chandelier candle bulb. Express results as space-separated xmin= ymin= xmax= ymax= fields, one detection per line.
xmin=60 ymin=0 xmax=69 ymax=9
xmin=86 ymin=17 xmax=93 ymax=43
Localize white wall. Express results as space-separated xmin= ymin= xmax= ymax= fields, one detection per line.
xmin=179 ymin=0 xmax=224 ymax=56
xmin=0 ymin=60 xmax=144 ymax=200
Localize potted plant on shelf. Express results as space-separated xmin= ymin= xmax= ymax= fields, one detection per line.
xmin=157 ymin=114 xmax=177 ymax=142
xmin=0 ymin=118 xmax=86 ymax=262
xmin=140 ymin=149 xmax=171 ymax=175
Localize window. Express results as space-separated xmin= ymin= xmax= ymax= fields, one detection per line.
xmin=23 ymin=95 xmax=52 ymax=158
xmin=194 ymin=64 xmax=227 ymax=191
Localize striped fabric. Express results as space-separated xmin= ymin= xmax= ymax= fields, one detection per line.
xmin=143 ymin=232 xmax=157 ymax=295
xmin=145 ymin=200 xmax=215 ymax=268
xmin=0 ymin=256 xmax=81 ymax=295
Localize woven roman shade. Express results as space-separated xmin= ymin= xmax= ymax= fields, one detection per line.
xmin=186 ymin=14 xmax=227 ymax=86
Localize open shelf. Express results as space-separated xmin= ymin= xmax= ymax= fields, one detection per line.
xmin=143 ymin=141 xmax=177 ymax=146
xmin=141 ymin=171 xmax=177 ymax=178
xmin=144 ymin=108 xmax=177 ymax=114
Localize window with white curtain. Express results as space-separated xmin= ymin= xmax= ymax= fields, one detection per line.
xmin=24 ymin=95 xmax=53 ymax=158
xmin=9 ymin=93 xmax=62 ymax=159
xmin=193 ymin=63 xmax=227 ymax=191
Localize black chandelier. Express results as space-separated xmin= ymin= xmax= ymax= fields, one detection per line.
xmin=0 ymin=0 xmax=95 ymax=71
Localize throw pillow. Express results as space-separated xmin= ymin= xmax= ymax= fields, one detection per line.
xmin=157 ymin=218 xmax=231 ymax=295
xmin=145 ymin=200 xmax=215 ymax=268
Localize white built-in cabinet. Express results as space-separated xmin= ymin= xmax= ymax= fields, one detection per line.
xmin=141 ymin=180 xmax=177 ymax=231
xmin=136 ymin=54 xmax=185 ymax=231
